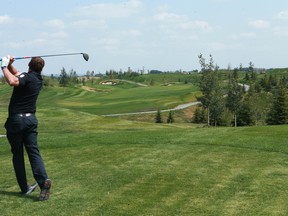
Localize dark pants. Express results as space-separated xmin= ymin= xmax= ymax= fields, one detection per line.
xmin=5 ymin=114 xmax=48 ymax=193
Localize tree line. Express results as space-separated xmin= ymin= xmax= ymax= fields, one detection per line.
xmin=193 ymin=54 xmax=288 ymax=127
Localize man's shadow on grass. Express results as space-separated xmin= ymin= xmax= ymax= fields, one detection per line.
xmin=0 ymin=190 xmax=38 ymax=201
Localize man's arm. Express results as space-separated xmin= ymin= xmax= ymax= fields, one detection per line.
xmin=1 ymin=55 xmax=20 ymax=86
xmin=8 ymin=58 xmax=21 ymax=76
xmin=2 ymin=68 xmax=19 ymax=86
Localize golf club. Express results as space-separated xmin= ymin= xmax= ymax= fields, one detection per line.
xmin=0 ymin=52 xmax=89 ymax=61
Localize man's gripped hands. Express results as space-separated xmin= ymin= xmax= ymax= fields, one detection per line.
xmin=1 ymin=55 xmax=10 ymax=69
xmin=1 ymin=55 xmax=15 ymax=69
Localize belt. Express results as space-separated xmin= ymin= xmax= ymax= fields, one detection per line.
xmin=13 ymin=113 xmax=34 ymax=117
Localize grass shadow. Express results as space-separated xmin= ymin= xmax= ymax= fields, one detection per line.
xmin=0 ymin=190 xmax=38 ymax=201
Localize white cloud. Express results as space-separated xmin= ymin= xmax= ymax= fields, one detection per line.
xmin=6 ymin=42 xmax=23 ymax=49
xmin=71 ymin=20 xmax=108 ymax=29
xmin=6 ymin=38 xmax=48 ymax=49
xmin=180 ymin=20 xmax=213 ymax=32
xmin=70 ymin=0 xmax=144 ymax=19
xmin=121 ymin=29 xmax=142 ymax=36
xmin=34 ymin=31 xmax=69 ymax=46
xmin=93 ymin=38 xmax=119 ymax=46
xmin=154 ymin=12 xmax=212 ymax=32
xmin=46 ymin=31 xmax=69 ymax=39
xmin=92 ymin=37 xmax=121 ymax=53
xmin=153 ymin=12 xmax=184 ymax=22
xmin=249 ymin=19 xmax=270 ymax=29
xmin=273 ymin=26 xmax=288 ymax=36
xmin=277 ymin=10 xmax=288 ymax=19
xmin=45 ymin=19 xmax=65 ymax=28
xmin=211 ymin=42 xmax=246 ymax=51
xmin=229 ymin=32 xmax=256 ymax=40
xmin=6 ymin=31 xmax=69 ymax=50
xmin=32 ymin=38 xmax=48 ymax=45
xmin=211 ymin=0 xmax=234 ymax=2
xmin=0 ymin=15 xmax=12 ymax=24
xmin=241 ymin=32 xmax=257 ymax=38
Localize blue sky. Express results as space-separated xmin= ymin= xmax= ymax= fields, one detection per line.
xmin=1 ymin=0 xmax=288 ymax=75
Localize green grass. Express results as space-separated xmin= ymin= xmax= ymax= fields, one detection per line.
xmin=1 ymin=108 xmax=288 ymax=215
xmin=1 ymin=83 xmax=288 ymax=215
xmin=35 ymin=83 xmax=199 ymax=115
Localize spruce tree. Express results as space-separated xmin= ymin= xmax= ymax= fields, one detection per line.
xmin=167 ymin=111 xmax=174 ymax=123
xmin=155 ymin=109 xmax=162 ymax=123
xmin=192 ymin=107 xmax=202 ymax=123
xmin=266 ymin=88 xmax=288 ymax=125
xmin=59 ymin=67 xmax=69 ymax=87
xmin=237 ymin=98 xmax=254 ymax=126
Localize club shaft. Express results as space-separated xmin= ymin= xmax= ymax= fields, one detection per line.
xmin=0 ymin=53 xmax=85 ymax=61
xmin=15 ymin=53 xmax=84 ymax=60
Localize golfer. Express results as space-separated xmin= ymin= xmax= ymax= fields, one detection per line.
xmin=1 ymin=55 xmax=51 ymax=201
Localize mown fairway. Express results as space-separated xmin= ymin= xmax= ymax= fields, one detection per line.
xmin=1 ymin=84 xmax=288 ymax=215
xmin=37 ymin=82 xmax=199 ymax=116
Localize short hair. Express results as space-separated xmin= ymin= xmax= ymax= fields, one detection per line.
xmin=28 ymin=57 xmax=45 ymax=73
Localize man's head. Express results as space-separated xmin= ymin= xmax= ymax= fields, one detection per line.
xmin=28 ymin=57 xmax=45 ymax=73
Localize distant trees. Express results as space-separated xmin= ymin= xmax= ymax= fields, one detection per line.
xmin=154 ymin=110 xmax=175 ymax=124
xmin=59 ymin=67 xmax=80 ymax=87
xmin=194 ymin=53 xmax=288 ymax=127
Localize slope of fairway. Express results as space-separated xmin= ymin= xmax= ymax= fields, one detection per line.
xmin=0 ymin=108 xmax=288 ymax=215
xmin=37 ymin=84 xmax=199 ymax=115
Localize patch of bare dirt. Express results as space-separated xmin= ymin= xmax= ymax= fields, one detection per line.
xmin=183 ymin=106 xmax=197 ymax=119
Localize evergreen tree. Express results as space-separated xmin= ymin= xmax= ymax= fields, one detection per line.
xmin=193 ymin=107 xmax=206 ymax=124
xmin=237 ymin=101 xmax=254 ymax=126
xmin=192 ymin=107 xmax=202 ymax=123
xmin=69 ymin=69 xmax=78 ymax=85
xmin=239 ymin=63 xmax=243 ymax=72
xmin=209 ymin=91 xmax=225 ymax=126
xmin=260 ymin=74 xmax=270 ymax=91
xmin=266 ymin=88 xmax=288 ymax=125
xmin=59 ymin=67 xmax=69 ymax=87
xmin=233 ymin=68 xmax=239 ymax=80
xmin=268 ymin=74 xmax=278 ymax=90
xmin=245 ymin=72 xmax=250 ymax=81
xmin=248 ymin=61 xmax=257 ymax=81
xmin=280 ymin=76 xmax=288 ymax=88
xmin=155 ymin=109 xmax=162 ymax=123
xmin=167 ymin=111 xmax=174 ymax=123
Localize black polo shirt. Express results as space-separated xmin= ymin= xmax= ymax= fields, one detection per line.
xmin=8 ymin=71 xmax=43 ymax=116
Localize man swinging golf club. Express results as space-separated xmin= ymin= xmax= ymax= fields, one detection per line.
xmin=1 ymin=55 xmax=51 ymax=201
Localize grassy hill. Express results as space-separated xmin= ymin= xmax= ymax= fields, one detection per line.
xmin=39 ymin=84 xmax=198 ymax=115
xmin=1 ymin=74 xmax=288 ymax=215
